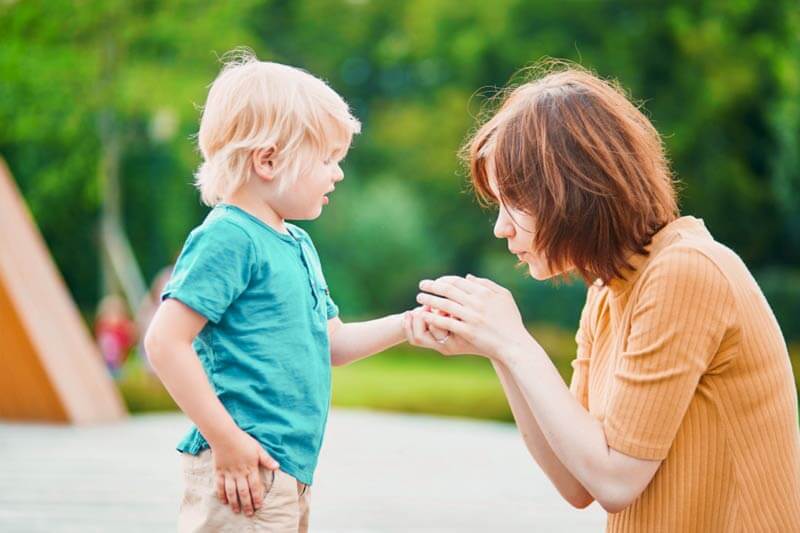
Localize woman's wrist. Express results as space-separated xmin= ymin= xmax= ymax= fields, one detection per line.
xmin=493 ymin=335 xmax=544 ymax=367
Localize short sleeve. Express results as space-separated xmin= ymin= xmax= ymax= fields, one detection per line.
xmin=604 ymin=247 xmax=736 ymax=460
xmin=161 ymin=220 xmax=255 ymax=323
xmin=569 ymin=285 xmax=598 ymax=410
xmin=324 ymin=288 xmax=339 ymax=320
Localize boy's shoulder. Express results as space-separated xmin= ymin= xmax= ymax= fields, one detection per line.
xmin=190 ymin=206 xmax=254 ymax=244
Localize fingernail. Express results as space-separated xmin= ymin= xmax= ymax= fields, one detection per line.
xmin=419 ymin=280 xmax=430 ymax=287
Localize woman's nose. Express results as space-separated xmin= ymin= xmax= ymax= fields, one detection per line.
xmin=493 ymin=213 xmax=515 ymax=239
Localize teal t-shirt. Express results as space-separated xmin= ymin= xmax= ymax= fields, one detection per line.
xmin=162 ymin=204 xmax=338 ymax=484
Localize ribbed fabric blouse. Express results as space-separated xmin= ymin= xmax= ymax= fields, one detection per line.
xmin=569 ymin=216 xmax=800 ymax=532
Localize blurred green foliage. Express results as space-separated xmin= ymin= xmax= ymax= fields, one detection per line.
xmin=118 ymin=323 xmax=585 ymax=421
xmin=1 ymin=0 xmax=799 ymax=346
xmin=120 ymin=329 xmax=799 ymax=421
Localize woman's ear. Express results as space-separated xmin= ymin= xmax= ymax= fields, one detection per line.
xmin=252 ymin=147 xmax=276 ymax=181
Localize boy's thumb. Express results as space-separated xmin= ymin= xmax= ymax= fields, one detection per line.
xmin=259 ymin=449 xmax=279 ymax=470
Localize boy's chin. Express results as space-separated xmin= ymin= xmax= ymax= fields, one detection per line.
xmin=289 ymin=206 xmax=324 ymax=221
xmin=308 ymin=205 xmax=324 ymax=219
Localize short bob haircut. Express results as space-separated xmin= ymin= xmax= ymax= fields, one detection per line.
xmin=465 ymin=63 xmax=679 ymax=285
xmin=195 ymin=49 xmax=361 ymax=206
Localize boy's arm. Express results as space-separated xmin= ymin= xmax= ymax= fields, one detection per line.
xmin=144 ymin=299 xmax=279 ymax=516
xmin=328 ymin=313 xmax=407 ymax=366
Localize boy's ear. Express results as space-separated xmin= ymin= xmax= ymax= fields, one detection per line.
xmin=252 ymin=147 xmax=276 ymax=181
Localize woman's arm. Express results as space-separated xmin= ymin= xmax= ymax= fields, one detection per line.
xmin=328 ymin=314 xmax=407 ymax=366
xmin=496 ymin=340 xmax=661 ymax=513
xmin=490 ymin=358 xmax=595 ymax=508
xmin=413 ymin=275 xmax=662 ymax=513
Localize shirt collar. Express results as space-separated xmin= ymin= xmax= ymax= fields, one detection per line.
xmin=605 ymin=216 xmax=710 ymax=296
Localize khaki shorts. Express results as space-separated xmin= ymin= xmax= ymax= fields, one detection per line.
xmin=178 ymin=450 xmax=310 ymax=532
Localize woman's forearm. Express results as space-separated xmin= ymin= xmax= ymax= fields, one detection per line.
xmin=491 ymin=359 xmax=595 ymax=508
xmin=498 ymin=340 xmax=649 ymax=512
xmin=329 ymin=314 xmax=406 ymax=366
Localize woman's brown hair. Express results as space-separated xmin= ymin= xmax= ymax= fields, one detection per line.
xmin=465 ymin=63 xmax=679 ymax=285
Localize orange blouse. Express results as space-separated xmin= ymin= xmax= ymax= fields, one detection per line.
xmin=570 ymin=216 xmax=800 ymax=532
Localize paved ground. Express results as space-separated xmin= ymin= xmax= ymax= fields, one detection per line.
xmin=0 ymin=410 xmax=605 ymax=532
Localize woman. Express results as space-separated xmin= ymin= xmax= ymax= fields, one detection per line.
xmin=404 ymin=65 xmax=800 ymax=531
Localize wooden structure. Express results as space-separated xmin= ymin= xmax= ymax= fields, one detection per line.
xmin=0 ymin=158 xmax=127 ymax=423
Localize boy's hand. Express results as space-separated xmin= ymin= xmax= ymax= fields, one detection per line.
xmin=403 ymin=305 xmax=474 ymax=356
xmin=209 ymin=429 xmax=280 ymax=516
xmin=423 ymin=305 xmax=451 ymax=342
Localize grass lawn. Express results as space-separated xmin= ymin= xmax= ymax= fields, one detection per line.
xmin=117 ymin=324 xmax=800 ymax=423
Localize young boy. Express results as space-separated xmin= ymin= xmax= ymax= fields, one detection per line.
xmin=144 ymin=51 xmax=407 ymax=532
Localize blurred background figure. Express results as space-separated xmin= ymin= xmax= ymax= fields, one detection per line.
xmin=94 ymin=294 xmax=137 ymax=377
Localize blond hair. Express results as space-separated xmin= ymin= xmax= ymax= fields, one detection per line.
xmin=195 ymin=50 xmax=361 ymax=206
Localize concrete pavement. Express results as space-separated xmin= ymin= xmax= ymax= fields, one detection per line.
xmin=0 ymin=410 xmax=605 ymax=532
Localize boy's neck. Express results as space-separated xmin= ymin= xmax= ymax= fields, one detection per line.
xmin=223 ymin=191 xmax=289 ymax=234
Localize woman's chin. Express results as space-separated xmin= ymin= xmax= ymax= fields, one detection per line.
xmin=527 ymin=261 xmax=556 ymax=281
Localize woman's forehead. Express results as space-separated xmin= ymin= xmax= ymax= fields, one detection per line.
xmin=486 ymin=169 xmax=500 ymax=197
xmin=482 ymin=152 xmax=501 ymax=196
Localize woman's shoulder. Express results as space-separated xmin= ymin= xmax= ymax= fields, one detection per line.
xmin=635 ymin=231 xmax=742 ymax=317
xmin=650 ymin=216 xmax=744 ymax=277
xmin=647 ymin=227 xmax=740 ymax=288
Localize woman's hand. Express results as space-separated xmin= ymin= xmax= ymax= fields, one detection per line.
xmin=413 ymin=274 xmax=535 ymax=360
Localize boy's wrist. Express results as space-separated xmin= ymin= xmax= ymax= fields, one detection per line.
xmin=393 ymin=312 xmax=408 ymax=344
xmin=201 ymin=417 xmax=242 ymax=448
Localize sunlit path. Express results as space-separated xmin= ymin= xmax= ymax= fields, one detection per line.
xmin=0 ymin=410 xmax=605 ymax=532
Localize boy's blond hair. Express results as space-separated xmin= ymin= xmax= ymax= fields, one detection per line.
xmin=195 ymin=50 xmax=361 ymax=206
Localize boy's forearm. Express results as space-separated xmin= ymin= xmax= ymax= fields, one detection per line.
xmin=329 ymin=313 xmax=405 ymax=366
xmin=149 ymin=342 xmax=240 ymax=446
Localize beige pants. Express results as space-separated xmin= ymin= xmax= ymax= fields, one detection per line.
xmin=178 ymin=450 xmax=310 ymax=532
